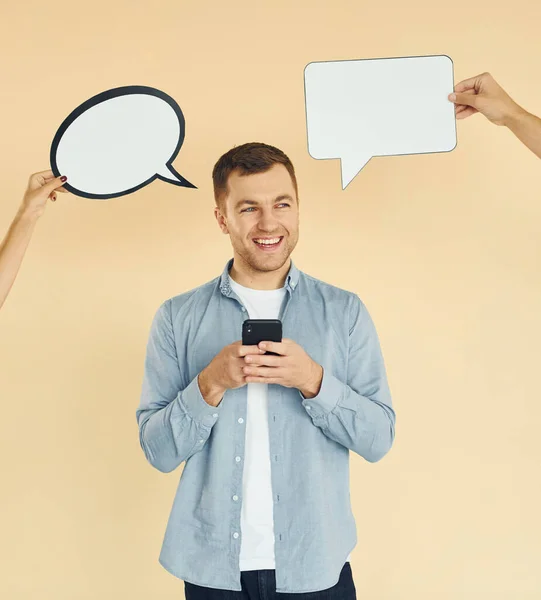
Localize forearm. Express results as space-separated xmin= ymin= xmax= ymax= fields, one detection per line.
xmin=137 ymin=374 xmax=222 ymax=473
xmin=0 ymin=208 xmax=40 ymax=309
xmin=506 ymin=109 xmax=541 ymax=159
xmin=302 ymin=295 xmax=396 ymax=462
xmin=301 ymin=369 xmax=395 ymax=462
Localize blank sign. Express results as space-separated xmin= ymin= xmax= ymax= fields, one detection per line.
xmin=50 ymin=86 xmax=196 ymax=200
xmin=304 ymin=55 xmax=457 ymax=189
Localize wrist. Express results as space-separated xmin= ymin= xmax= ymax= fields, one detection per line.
xmin=16 ymin=204 xmax=43 ymax=223
xmin=503 ymin=103 xmax=528 ymax=129
xmin=198 ymin=368 xmax=225 ymax=407
xmin=301 ymin=363 xmax=323 ymax=399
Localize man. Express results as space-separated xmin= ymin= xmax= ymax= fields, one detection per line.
xmin=450 ymin=72 xmax=541 ymax=159
xmin=0 ymin=171 xmax=66 ymax=310
xmin=136 ymin=142 xmax=395 ymax=599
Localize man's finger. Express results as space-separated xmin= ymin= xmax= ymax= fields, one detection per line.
xmin=258 ymin=341 xmax=287 ymax=355
xmin=453 ymin=92 xmax=475 ymax=114
xmin=449 ymin=92 xmax=478 ymax=108
xmin=455 ymin=102 xmax=474 ymax=115
xmin=454 ymin=74 xmax=485 ymax=94
xmin=237 ymin=344 xmax=267 ymax=357
xmin=456 ymin=88 xmax=476 ymax=98
xmin=456 ymin=107 xmax=479 ymax=120
xmin=243 ymin=366 xmax=282 ymax=377
xmin=245 ymin=376 xmax=280 ymax=385
xmin=244 ymin=353 xmax=281 ymax=366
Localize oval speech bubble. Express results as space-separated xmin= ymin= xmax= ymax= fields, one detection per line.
xmin=50 ymin=85 xmax=196 ymax=199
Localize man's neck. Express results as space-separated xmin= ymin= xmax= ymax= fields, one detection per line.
xmin=229 ymin=256 xmax=290 ymax=290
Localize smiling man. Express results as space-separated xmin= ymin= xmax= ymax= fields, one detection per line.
xmin=136 ymin=142 xmax=395 ymax=599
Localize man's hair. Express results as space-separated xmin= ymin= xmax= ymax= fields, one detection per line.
xmin=212 ymin=142 xmax=298 ymax=211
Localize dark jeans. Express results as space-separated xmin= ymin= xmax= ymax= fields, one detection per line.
xmin=184 ymin=562 xmax=356 ymax=600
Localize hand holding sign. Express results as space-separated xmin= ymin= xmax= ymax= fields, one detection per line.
xmin=50 ymin=86 xmax=196 ymax=199
xmin=304 ymin=55 xmax=457 ymax=189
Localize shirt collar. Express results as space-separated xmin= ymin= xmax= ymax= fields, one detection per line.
xmin=219 ymin=258 xmax=299 ymax=297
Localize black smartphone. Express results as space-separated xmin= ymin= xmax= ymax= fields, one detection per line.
xmin=242 ymin=319 xmax=282 ymax=355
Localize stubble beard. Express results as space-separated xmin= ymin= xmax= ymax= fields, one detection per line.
xmin=236 ymin=236 xmax=295 ymax=274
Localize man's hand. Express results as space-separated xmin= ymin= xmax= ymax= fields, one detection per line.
xmin=21 ymin=170 xmax=68 ymax=219
xmin=448 ymin=72 xmax=526 ymax=126
xmin=198 ymin=341 xmax=265 ymax=406
xmin=242 ymin=338 xmax=323 ymax=399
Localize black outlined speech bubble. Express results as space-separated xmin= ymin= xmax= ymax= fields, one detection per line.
xmin=50 ymin=85 xmax=196 ymax=199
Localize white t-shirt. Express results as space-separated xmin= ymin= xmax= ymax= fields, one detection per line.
xmin=229 ymin=275 xmax=351 ymax=571
xmin=229 ymin=276 xmax=286 ymax=571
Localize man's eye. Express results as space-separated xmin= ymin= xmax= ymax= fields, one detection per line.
xmin=241 ymin=204 xmax=289 ymax=213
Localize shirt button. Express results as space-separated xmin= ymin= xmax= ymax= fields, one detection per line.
xmin=235 ymin=456 xmax=241 ymax=462
xmin=238 ymin=418 xmax=244 ymax=424
xmin=198 ymin=440 xmax=204 ymax=443
xmin=233 ymin=532 xmax=239 ymax=539
xmin=306 ymin=406 xmax=311 ymax=411
xmin=232 ymin=495 xmax=239 ymax=501
xmin=213 ymin=413 xmax=218 ymax=418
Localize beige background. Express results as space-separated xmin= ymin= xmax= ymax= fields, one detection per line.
xmin=1 ymin=0 xmax=540 ymax=598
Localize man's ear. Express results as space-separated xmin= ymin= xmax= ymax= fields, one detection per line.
xmin=214 ymin=207 xmax=229 ymax=235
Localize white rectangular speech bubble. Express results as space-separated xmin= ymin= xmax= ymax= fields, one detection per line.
xmin=304 ymin=55 xmax=457 ymax=189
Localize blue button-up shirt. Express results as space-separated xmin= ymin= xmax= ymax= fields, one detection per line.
xmin=136 ymin=258 xmax=395 ymax=593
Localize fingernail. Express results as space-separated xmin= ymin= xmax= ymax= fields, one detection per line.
xmin=259 ymin=343 xmax=266 ymax=349
xmin=60 ymin=176 xmax=67 ymax=182
xmin=449 ymin=93 xmax=456 ymax=101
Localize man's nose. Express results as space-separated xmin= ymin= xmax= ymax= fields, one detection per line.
xmin=257 ymin=210 xmax=279 ymax=231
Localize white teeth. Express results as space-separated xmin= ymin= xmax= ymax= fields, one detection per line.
xmin=254 ymin=237 xmax=281 ymax=245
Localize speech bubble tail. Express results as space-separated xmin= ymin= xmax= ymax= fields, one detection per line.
xmin=340 ymin=155 xmax=372 ymax=189
xmin=157 ymin=164 xmax=197 ymax=189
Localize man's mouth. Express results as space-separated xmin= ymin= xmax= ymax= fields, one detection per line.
xmin=252 ymin=236 xmax=284 ymax=251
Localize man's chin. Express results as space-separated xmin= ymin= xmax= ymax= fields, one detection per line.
xmin=246 ymin=250 xmax=290 ymax=272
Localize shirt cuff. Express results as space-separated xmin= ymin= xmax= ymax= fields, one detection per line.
xmin=178 ymin=375 xmax=223 ymax=428
xmin=300 ymin=368 xmax=343 ymax=420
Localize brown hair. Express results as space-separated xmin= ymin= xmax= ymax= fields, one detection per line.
xmin=212 ymin=142 xmax=298 ymax=210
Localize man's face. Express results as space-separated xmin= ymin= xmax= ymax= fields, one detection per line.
xmin=215 ymin=163 xmax=299 ymax=273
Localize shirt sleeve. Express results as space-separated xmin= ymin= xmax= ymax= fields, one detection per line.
xmin=300 ymin=294 xmax=395 ymax=462
xmin=136 ymin=299 xmax=223 ymax=473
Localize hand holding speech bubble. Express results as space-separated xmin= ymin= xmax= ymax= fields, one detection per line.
xmin=50 ymin=86 xmax=196 ymax=199
xmin=304 ymin=55 xmax=457 ymax=189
